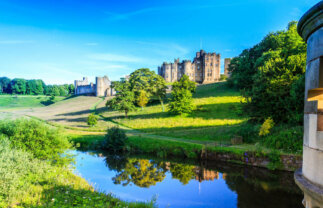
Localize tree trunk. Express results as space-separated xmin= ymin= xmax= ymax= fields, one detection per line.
xmin=125 ymin=110 xmax=128 ymax=118
xmin=159 ymin=96 xmax=165 ymax=112
xmin=161 ymin=100 xmax=164 ymax=112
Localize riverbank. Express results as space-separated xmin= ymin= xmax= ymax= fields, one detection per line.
xmin=0 ymin=119 xmax=154 ymax=208
xmin=70 ymin=133 xmax=302 ymax=171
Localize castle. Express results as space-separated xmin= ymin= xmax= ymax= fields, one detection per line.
xmin=74 ymin=76 xmax=114 ymax=97
xmin=224 ymin=58 xmax=232 ymax=77
xmin=158 ymin=50 xmax=221 ymax=83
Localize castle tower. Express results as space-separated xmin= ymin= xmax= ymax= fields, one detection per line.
xmin=96 ymin=76 xmax=111 ymax=97
xmin=224 ymin=58 xmax=232 ymax=77
xmin=295 ymin=2 xmax=323 ymax=208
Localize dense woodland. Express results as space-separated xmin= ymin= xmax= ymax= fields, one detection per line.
xmin=0 ymin=77 xmax=74 ymax=96
xmin=228 ymin=21 xmax=306 ymax=125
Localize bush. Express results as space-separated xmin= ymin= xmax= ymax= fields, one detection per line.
xmin=0 ymin=119 xmax=70 ymax=161
xmin=235 ymin=123 xmax=260 ymax=143
xmin=0 ymin=136 xmax=49 ymax=206
xmin=220 ymin=74 xmax=228 ymax=81
xmin=101 ymin=127 xmax=128 ymax=153
xmin=259 ymin=118 xmax=275 ymax=136
xmin=87 ymin=113 xmax=98 ymax=126
xmin=263 ymin=126 xmax=303 ymax=153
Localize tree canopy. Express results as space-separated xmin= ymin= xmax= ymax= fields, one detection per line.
xmin=0 ymin=77 xmax=74 ymax=96
xmin=168 ymin=75 xmax=196 ymax=115
xmin=227 ymin=21 xmax=306 ymax=124
xmin=106 ymin=81 xmax=136 ymax=118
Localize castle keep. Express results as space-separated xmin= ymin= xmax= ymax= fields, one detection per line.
xmin=224 ymin=58 xmax=232 ymax=77
xmin=158 ymin=50 xmax=221 ymax=83
xmin=74 ymin=76 xmax=114 ymax=97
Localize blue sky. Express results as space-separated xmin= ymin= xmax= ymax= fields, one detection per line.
xmin=0 ymin=0 xmax=318 ymax=84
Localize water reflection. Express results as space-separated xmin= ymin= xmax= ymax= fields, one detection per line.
xmin=74 ymin=151 xmax=304 ymax=208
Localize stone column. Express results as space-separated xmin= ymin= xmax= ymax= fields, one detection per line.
xmin=295 ymin=2 xmax=323 ymax=208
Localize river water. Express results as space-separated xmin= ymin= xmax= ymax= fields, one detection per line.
xmin=72 ymin=150 xmax=303 ymax=208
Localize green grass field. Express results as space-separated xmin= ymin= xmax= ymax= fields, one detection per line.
xmin=0 ymin=95 xmax=66 ymax=110
xmin=101 ymin=82 xmax=248 ymax=143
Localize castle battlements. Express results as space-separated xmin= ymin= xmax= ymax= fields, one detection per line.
xmin=158 ymin=50 xmax=221 ymax=84
xmin=74 ymin=76 xmax=114 ymax=97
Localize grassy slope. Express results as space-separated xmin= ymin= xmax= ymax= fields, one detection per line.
xmin=102 ymin=82 xmax=248 ymax=143
xmin=0 ymin=95 xmax=66 ymax=110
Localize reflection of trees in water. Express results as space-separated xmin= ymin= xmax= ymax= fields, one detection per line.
xmin=103 ymin=154 xmax=302 ymax=207
xmin=106 ymin=157 xmax=166 ymax=188
xmin=224 ymin=174 xmax=303 ymax=208
xmin=104 ymin=154 xmax=220 ymax=187
xmin=169 ymin=163 xmax=196 ymax=185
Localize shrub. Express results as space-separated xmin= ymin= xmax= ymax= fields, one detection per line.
xmin=0 ymin=119 xmax=70 ymax=161
xmin=101 ymin=127 xmax=128 ymax=153
xmin=236 ymin=123 xmax=260 ymax=143
xmin=259 ymin=117 xmax=275 ymax=136
xmin=0 ymin=137 xmax=48 ymax=206
xmin=263 ymin=126 xmax=303 ymax=153
xmin=87 ymin=113 xmax=98 ymax=126
xmin=220 ymin=74 xmax=228 ymax=81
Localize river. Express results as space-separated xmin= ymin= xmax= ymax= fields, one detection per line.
xmin=71 ymin=150 xmax=303 ymax=208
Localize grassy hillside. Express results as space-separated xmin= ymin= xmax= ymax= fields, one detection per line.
xmin=0 ymin=95 xmax=66 ymax=110
xmin=102 ymin=82 xmax=248 ymax=143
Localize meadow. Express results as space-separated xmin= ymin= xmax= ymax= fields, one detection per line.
xmin=0 ymin=95 xmax=66 ymax=110
xmin=102 ymin=82 xmax=248 ymax=143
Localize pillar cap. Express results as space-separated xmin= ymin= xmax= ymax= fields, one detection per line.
xmin=297 ymin=1 xmax=323 ymax=41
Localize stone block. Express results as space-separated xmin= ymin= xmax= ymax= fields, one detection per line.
xmin=305 ymin=59 xmax=320 ymax=113
xmin=302 ymin=146 xmax=323 ymax=187
xmin=304 ymin=114 xmax=317 ymax=147
xmin=316 ymin=131 xmax=323 ymax=151
xmin=307 ymin=28 xmax=323 ymax=62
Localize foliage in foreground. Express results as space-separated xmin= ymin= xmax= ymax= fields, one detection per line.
xmin=0 ymin=137 xmax=48 ymax=207
xmin=228 ymin=21 xmax=306 ymax=124
xmin=0 ymin=120 xmax=154 ymax=207
xmin=0 ymin=119 xmax=70 ymax=162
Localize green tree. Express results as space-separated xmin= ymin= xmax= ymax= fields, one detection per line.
xmin=10 ymin=78 xmax=27 ymax=94
xmin=137 ymin=90 xmax=148 ymax=110
xmin=168 ymin=75 xmax=196 ymax=114
xmin=87 ymin=113 xmax=98 ymax=126
xmin=0 ymin=77 xmax=11 ymax=94
xmin=152 ymin=75 xmax=167 ymax=112
xmin=68 ymin=84 xmax=75 ymax=95
xmin=26 ymin=80 xmax=44 ymax=95
xmin=101 ymin=127 xmax=128 ymax=153
xmin=227 ymin=21 xmax=306 ymax=124
xmin=106 ymin=81 xmax=136 ymax=118
xmin=128 ymin=68 xmax=157 ymax=98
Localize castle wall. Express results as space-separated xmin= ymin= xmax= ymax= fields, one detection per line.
xmin=74 ymin=76 xmax=113 ymax=97
xmin=158 ymin=50 xmax=221 ymax=84
xmin=75 ymin=83 xmax=96 ymax=95
xmin=96 ymin=76 xmax=111 ymax=97
xmin=224 ymin=58 xmax=232 ymax=77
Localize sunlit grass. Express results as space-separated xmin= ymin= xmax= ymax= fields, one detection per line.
xmin=0 ymin=95 xmax=66 ymax=110
xmin=101 ymin=82 xmax=247 ymax=142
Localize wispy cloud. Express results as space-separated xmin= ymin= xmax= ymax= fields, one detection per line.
xmin=0 ymin=40 xmax=34 ymax=44
xmin=88 ymin=53 xmax=145 ymax=63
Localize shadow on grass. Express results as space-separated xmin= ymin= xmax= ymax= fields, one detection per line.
xmin=102 ymin=102 xmax=244 ymax=122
